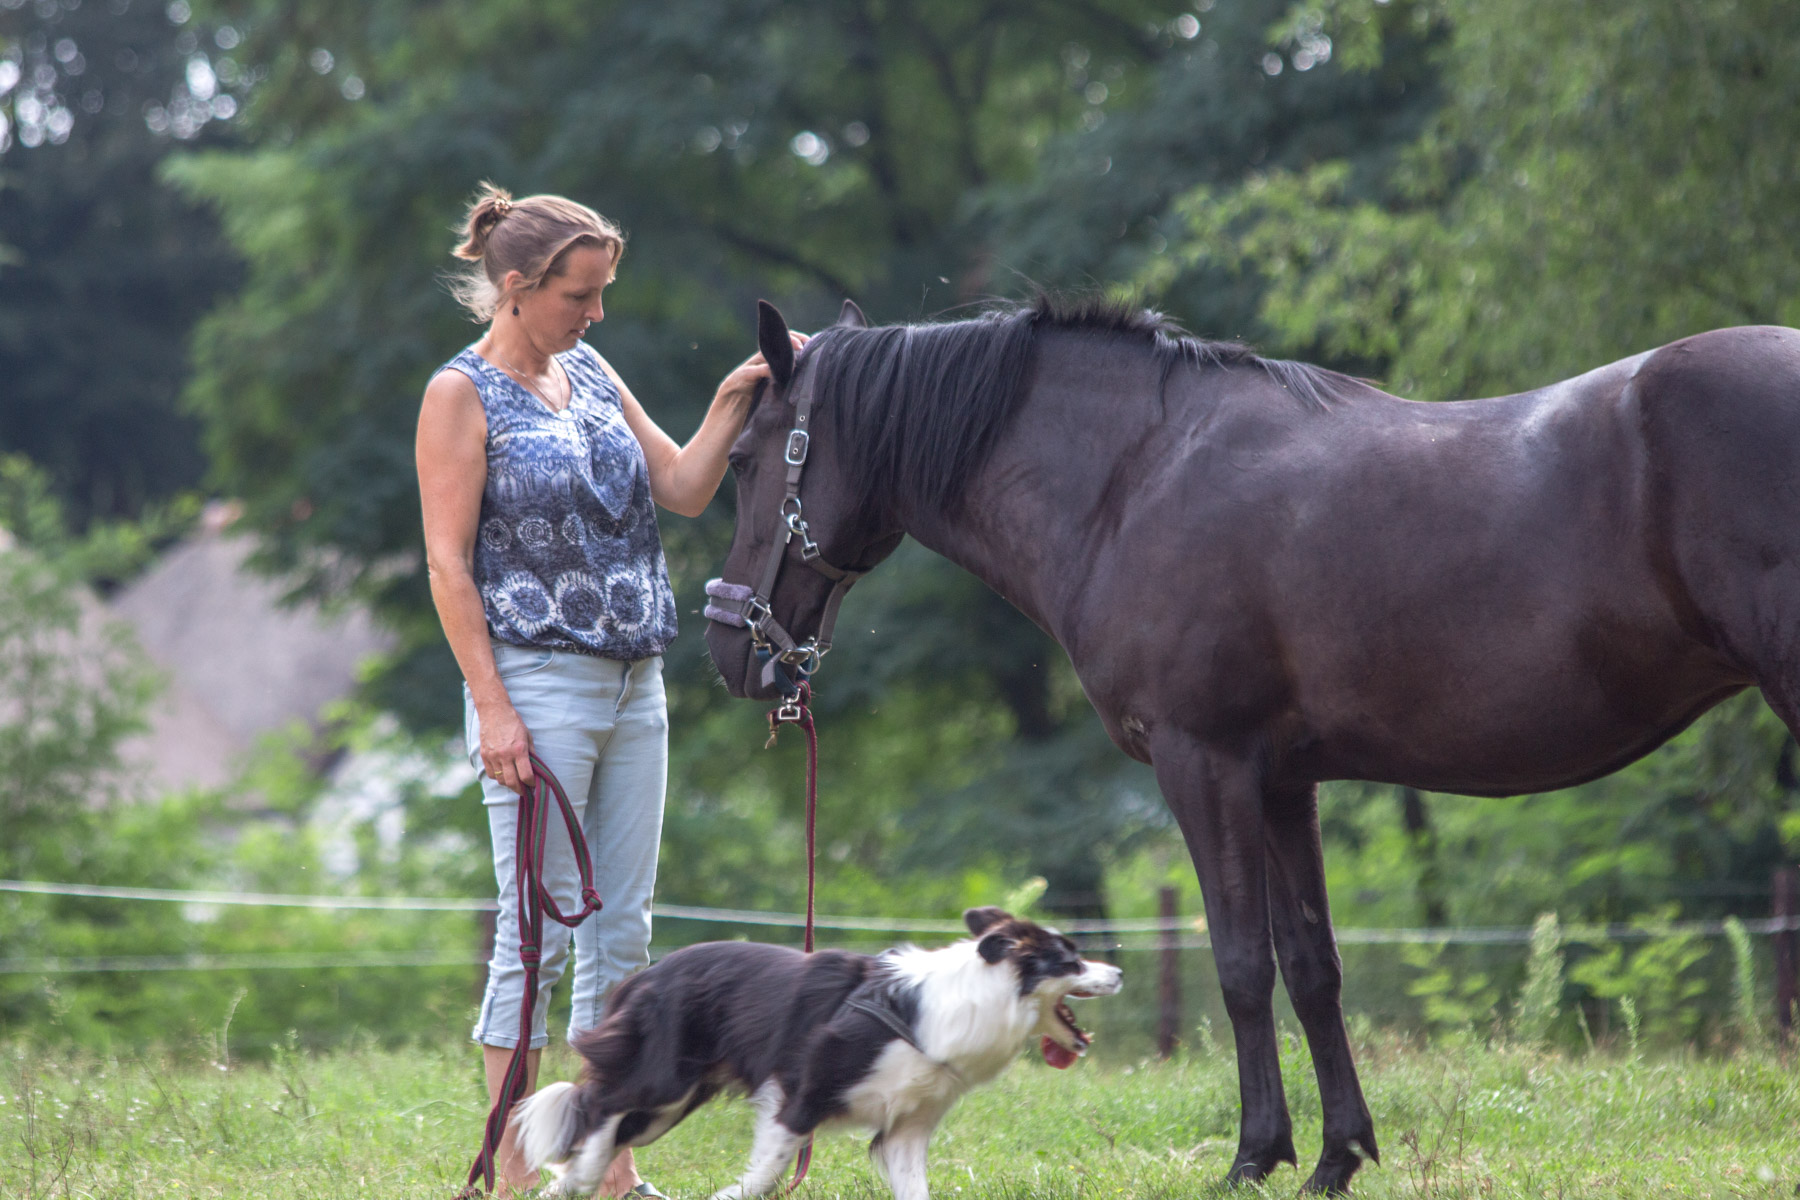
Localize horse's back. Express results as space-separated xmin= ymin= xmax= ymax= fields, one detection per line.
xmin=1085 ymin=335 xmax=1794 ymax=791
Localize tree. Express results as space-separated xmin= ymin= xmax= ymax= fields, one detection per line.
xmin=161 ymin=0 xmax=1445 ymax=915
xmin=0 ymin=0 xmax=241 ymax=528
xmin=1145 ymin=0 xmax=1800 ymax=395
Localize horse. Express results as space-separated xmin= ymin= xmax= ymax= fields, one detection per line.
xmin=703 ymin=294 xmax=1800 ymax=1194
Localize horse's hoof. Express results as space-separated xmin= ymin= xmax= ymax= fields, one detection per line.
xmin=1225 ymin=1153 xmax=1293 ymax=1186
xmin=1222 ymin=1126 xmax=1298 ymax=1187
xmin=1300 ymin=1135 xmax=1377 ymax=1195
xmin=1299 ymin=1160 xmax=1358 ymax=1195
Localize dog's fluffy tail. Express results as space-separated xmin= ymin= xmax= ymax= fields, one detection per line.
xmin=513 ymin=1080 xmax=582 ymax=1170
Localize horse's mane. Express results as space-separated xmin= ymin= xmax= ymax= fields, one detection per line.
xmin=802 ymin=294 xmax=1352 ymax=518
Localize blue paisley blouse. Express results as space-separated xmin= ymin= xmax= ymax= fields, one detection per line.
xmin=439 ymin=341 xmax=678 ymax=660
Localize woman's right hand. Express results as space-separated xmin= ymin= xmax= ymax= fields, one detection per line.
xmin=478 ymin=699 xmax=536 ymax=794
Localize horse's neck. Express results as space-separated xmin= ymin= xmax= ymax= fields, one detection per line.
xmin=899 ymin=336 xmax=1166 ymax=641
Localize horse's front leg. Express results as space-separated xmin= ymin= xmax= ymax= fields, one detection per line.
xmin=1264 ymin=783 xmax=1378 ymax=1194
xmin=1153 ymin=733 xmax=1296 ymax=1184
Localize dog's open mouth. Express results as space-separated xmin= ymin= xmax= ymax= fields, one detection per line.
xmin=1040 ymin=1000 xmax=1091 ymax=1069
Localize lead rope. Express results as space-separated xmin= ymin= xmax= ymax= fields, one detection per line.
xmin=461 ymin=752 xmax=604 ymax=1198
xmin=766 ymin=681 xmax=818 ymax=1192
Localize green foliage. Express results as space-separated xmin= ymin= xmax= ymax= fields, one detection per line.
xmin=0 ymin=498 xmax=160 ymax=886
xmin=1618 ymin=994 xmax=1641 ymax=1057
xmin=1512 ymin=912 xmax=1563 ymax=1049
xmin=0 ymin=0 xmax=240 ymax=527
xmin=0 ymin=465 xmax=473 ymax=1051
xmin=0 ymin=472 xmax=190 ymax=1040
xmin=1567 ymin=910 xmax=1711 ymax=1050
xmin=1401 ymin=941 xmax=1498 ymax=1039
xmin=1724 ymin=916 xmax=1765 ymax=1051
xmin=1147 ymin=0 xmax=1800 ymax=398
xmin=0 ymin=455 xmax=201 ymax=590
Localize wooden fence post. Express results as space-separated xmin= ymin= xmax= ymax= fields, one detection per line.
xmin=1775 ymin=866 xmax=1798 ymax=1041
xmin=1158 ymin=885 xmax=1182 ymax=1059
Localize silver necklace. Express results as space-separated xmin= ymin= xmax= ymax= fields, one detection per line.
xmin=491 ymin=344 xmax=569 ymax=412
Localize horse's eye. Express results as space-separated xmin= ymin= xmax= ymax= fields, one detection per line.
xmin=727 ymin=454 xmax=748 ymax=474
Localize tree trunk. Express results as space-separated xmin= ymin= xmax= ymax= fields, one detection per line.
xmin=1398 ymin=786 xmax=1448 ymax=927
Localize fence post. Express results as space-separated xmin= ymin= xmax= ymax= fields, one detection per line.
xmin=1775 ymin=866 xmax=1798 ymax=1041
xmin=475 ymin=908 xmax=497 ymax=1008
xmin=1158 ymin=885 xmax=1182 ymax=1059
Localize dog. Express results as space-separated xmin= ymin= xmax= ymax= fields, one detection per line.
xmin=513 ymin=906 xmax=1123 ymax=1199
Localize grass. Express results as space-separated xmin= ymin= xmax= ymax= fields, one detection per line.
xmin=4 ymin=1034 xmax=1797 ymax=1199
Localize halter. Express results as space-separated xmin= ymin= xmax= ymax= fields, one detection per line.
xmin=705 ymin=369 xmax=865 ymax=700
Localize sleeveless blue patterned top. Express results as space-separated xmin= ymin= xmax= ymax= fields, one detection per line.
xmin=439 ymin=341 xmax=678 ymax=661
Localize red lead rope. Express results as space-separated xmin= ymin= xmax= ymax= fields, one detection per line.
xmin=463 ymin=751 xmax=604 ymax=1198
xmin=767 ymin=682 xmax=818 ymax=1190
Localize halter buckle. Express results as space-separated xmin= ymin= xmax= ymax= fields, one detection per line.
xmin=784 ymin=429 xmax=810 ymax=466
xmin=746 ymin=597 xmax=773 ymax=645
xmin=782 ymin=640 xmax=824 ymax=675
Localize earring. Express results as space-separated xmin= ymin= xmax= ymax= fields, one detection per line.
xmin=512 ymin=305 xmax=520 ymax=316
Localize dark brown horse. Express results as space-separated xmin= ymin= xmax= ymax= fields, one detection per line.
xmin=704 ymin=295 xmax=1800 ymax=1193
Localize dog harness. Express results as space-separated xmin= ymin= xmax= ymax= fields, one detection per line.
xmin=840 ymin=982 xmax=966 ymax=1085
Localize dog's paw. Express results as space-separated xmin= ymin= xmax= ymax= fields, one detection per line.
xmin=537 ymin=1160 xmax=592 ymax=1199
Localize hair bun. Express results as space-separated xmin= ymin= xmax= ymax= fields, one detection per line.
xmin=447 ymin=184 xmax=624 ymax=320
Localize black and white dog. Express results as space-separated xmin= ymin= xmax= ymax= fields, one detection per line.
xmin=514 ymin=907 xmax=1123 ymax=1199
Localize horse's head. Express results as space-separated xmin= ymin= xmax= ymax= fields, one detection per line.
xmin=704 ymin=299 xmax=904 ymax=699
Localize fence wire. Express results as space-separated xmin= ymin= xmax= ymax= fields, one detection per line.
xmin=3 ymin=877 xmax=1796 ymax=974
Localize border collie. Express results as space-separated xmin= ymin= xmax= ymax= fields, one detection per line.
xmin=513 ymin=907 xmax=1123 ymax=1199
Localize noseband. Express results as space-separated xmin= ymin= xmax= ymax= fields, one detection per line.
xmin=705 ymin=371 xmax=865 ymax=699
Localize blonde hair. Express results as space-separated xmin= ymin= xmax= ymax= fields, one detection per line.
xmin=446 ymin=182 xmax=625 ymax=322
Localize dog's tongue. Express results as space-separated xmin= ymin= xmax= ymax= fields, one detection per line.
xmin=1041 ymin=1036 xmax=1079 ymax=1069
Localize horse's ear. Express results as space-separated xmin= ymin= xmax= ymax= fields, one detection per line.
xmin=836 ymin=299 xmax=869 ymax=328
xmin=964 ymin=906 xmax=1012 ymax=935
xmin=756 ymin=300 xmax=795 ymax=389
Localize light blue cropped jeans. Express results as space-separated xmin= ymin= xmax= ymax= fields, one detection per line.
xmin=465 ymin=641 xmax=668 ymax=1048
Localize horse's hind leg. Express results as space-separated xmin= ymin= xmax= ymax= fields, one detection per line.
xmin=1154 ymin=734 xmax=1296 ymax=1183
xmin=1264 ymin=783 xmax=1378 ymax=1194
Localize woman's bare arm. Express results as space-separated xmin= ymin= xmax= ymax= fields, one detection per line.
xmin=605 ymin=337 xmax=805 ymax=518
xmin=416 ymin=368 xmax=535 ymax=792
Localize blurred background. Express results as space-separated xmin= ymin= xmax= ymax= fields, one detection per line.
xmin=3 ymin=0 xmax=1799 ymax=1060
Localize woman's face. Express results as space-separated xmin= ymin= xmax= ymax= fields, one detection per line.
xmin=513 ymin=242 xmax=613 ymax=352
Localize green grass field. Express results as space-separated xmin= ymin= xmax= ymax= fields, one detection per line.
xmin=5 ymin=1036 xmax=1796 ymax=1199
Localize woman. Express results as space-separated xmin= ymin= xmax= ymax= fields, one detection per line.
xmin=417 ymin=183 xmax=800 ymax=1197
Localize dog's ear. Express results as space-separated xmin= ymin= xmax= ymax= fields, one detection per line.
xmin=964 ymin=906 xmax=1012 ymax=936
xmin=977 ymin=931 xmax=1017 ymax=964
xmin=757 ymin=300 xmax=795 ymax=389
xmin=836 ymin=298 xmax=869 ymax=328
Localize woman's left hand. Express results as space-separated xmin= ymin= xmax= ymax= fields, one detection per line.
xmin=716 ymin=331 xmax=809 ymax=408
